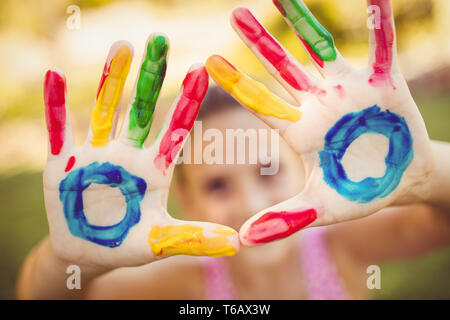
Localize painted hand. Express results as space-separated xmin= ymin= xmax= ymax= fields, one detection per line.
xmin=43 ymin=34 xmax=239 ymax=268
xmin=206 ymin=0 xmax=434 ymax=246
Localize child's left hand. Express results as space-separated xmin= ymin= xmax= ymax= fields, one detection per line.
xmin=206 ymin=0 xmax=435 ymax=246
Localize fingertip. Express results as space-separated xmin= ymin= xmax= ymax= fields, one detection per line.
xmin=206 ymin=54 xmax=232 ymax=68
xmin=147 ymin=32 xmax=170 ymax=43
xmin=231 ymin=6 xmax=251 ymax=21
xmin=187 ymin=62 xmax=206 ymax=74
xmin=45 ymin=69 xmax=66 ymax=84
xmin=114 ymin=43 xmax=133 ymax=65
xmin=105 ymin=43 xmax=133 ymax=80
xmin=44 ymin=69 xmax=68 ymax=155
xmin=45 ymin=68 xmax=65 ymax=80
xmin=44 ymin=69 xmax=66 ymax=107
xmin=231 ymin=7 xmax=262 ymax=42
xmin=182 ymin=63 xmax=209 ymax=101
xmin=232 ymin=6 xmax=255 ymax=25
xmin=207 ymin=224 xmax=240 ymax=257
xmin=205 ymin=55 xmax=217 ymax=70
xmin=107 ymin=40 xmax=134 ymax=64
xmin=240 ymin=208 xmax=317 ymax=245
xmin=146 ymin=33 xmax=169 ymax=61
xmin=205 ymin=55 xmax=240 ymax=86
xmin=238 ymin=230 xmax=256 ymax=247
xmin=238 ymin=219 xmax=260 ymax=247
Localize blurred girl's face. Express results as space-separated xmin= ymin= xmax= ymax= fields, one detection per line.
xmin=175 ymin=107 xmax=305 ymax=231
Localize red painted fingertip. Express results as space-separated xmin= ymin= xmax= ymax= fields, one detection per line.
xmin=180 ymin=65 xmax=209 ymax=102
xmin=242 ymin=208 xmax=317 ymax=244
xmin=232 ymin=8 xmax=263 ymax=44
xmin=44 ymin=70 xmax=66 ymax=155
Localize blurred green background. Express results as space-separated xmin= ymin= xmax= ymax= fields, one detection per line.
xmin=0 ymin=0 xmax=449 ymax=299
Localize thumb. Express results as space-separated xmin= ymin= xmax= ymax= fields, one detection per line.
xmin=239 ymin=193 xmax=320 ymax=246
xmin=148 ymin=217 xmax=239 ymax=258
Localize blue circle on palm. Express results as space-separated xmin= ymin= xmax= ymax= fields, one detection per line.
xmin=319 ymin=105 xmax=413 ymax=203
xmin=59 ymin=162 xmax=147 ymax=248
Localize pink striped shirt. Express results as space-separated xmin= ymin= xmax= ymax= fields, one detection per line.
xmin=202 ymin=227 xmax=349 ymax=300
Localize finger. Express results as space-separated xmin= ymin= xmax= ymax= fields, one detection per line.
xmin=231 ymin=7 xmax=324 ymax=100
xmin=272 ymin=0 xmax=351 ymax=77
xmin=148 ymin=220 xmax=239 ymax=258
xmin=89 ymin=41 xmax=133 ymax=147
xmin=239 ymin=193 xmax=318 ymax=246
xmin=152 ymin=64 xmax=208 ymax=175
xmin=44 ymin=69 xmax=74 ymax=156
xmin=119 ymin=34 xmax=169 ymax=148
xmin=206 ymin=55 xmax=300 ymax=132
xmin=367 ymin=0 xmax=398 ymax=89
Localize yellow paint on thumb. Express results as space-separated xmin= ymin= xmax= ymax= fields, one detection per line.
xmin=148 ymin=224 xmax=238 ymax=258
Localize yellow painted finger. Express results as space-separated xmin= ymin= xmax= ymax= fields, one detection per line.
xmin=148 ymin=224 xmax=238 ymax=258
xmin=206 ymin=55 xmax=300 ymax=122
xmin=91 ymin=44 xmax=132 ymax=147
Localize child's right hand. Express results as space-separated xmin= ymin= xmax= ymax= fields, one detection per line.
xmin=43 ymin=34 xmax=239 ymax=269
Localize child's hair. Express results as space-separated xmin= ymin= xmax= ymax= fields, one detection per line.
xmin=197 ymin=85 xmax=241 ymax=120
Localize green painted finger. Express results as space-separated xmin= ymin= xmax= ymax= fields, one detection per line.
xmin=128 ymin=35 xmax=169 ymax=148
xmin=273 ymin=0 xmax=337 ymax=65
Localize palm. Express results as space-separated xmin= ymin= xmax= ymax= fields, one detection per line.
xmin=281 ymin=70 xmax=431 ymax=219
xmin=206 ymin=0 xmax=434 ymax=246
xmin=43 ymin=35 xmax=238 ymax=268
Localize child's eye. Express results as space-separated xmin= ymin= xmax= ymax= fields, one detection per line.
xmin=204 ymin=177 xmax=229 ymax=196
